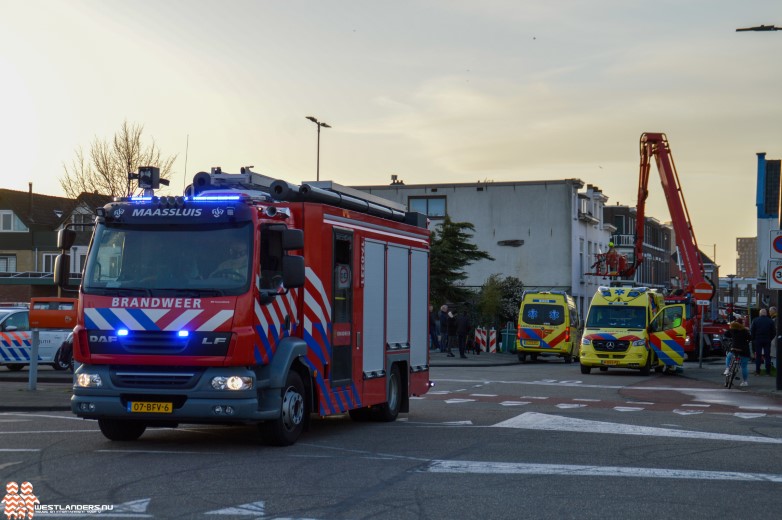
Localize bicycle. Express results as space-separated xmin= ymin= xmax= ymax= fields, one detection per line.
xmin=724 ymin=348 xmax=741 ymax=389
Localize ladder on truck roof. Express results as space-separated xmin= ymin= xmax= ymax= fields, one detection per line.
xmin=188 ymin=166 xmax=425 ymax=227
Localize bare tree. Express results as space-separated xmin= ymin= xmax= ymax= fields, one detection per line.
xmin=60 ymin=120 xmax=177 ymax=197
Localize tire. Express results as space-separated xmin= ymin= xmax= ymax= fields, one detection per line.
xmin=52 ymin=349 xmax=72 ymax=371
xmin=580 ymin=364 xmax=591 ymax=374
xmin=517 ymin=353 xmax=527 ymax=363
xmin=98 ymin=419 xmax=146 ymax=441
xmin=563 ymin=355 xmax=573 ymax=364
xmin=6 ymin=364 xmax=24 ymax=372
xmin=640 ymin=351 xmax=652 ymax=376
xmin=261 ymin=371 xmax=307 ymax=446
xmin=375 ymin=364 xmax=402 ymax=422
xmin=531 ymin=353 xmax=538 ymax=362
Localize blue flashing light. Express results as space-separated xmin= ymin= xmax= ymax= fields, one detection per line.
xmin=130 ymin=197 xmax=153 ymax=202
xmin=117 ymin=329 xmax=129 ymax=336
xmin=191 ymin=195 xmax=242 ymax=201
xmin=178 ymin=330 xmax=190 ymax=338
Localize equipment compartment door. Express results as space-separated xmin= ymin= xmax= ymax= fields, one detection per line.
xmin=330 ymin=230 xmax=353 ymax=386
xmin=362 ymin=240 xmax=385 ymax=375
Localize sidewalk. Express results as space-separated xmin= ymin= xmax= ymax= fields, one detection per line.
xmin=1 ymin=353 xmax=779 ymax=412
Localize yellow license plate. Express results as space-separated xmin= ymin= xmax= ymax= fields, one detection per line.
xmin=523 ymin=340 xmax=540 ymax=347
xmin=602 ymin=360 xmax=619 ymax=366
xmin=128 ymin=401 xmax=173 ymax=414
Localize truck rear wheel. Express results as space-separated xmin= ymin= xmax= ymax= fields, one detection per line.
xmin=375 ymin=364 xmax=402 ymax=422
xmin=98 ymin=419 xmax=146 ymax=441
xmin=6 ymin=364 xmax=24 ymax=372
xmin=261 ymin=371 xmax=306 ymax=446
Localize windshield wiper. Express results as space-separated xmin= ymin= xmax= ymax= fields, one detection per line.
xmin=87 ymin=287 xmax=152 ymax=296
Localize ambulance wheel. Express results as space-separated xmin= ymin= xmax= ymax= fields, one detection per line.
xmin=6 ymin=364 xmax=24 ymax=372
xmin=262 ymin=371 xmax=306 ymax=446
xmin=580 ymin=364 xmax=591 ymax=374
xmin=640 ymin=352 xmax=652 ymax=376
xmin=376 ymin=364 xmax=402 ymax=422
xmin=517 ymin=353 xmax=527 ymax=363
xmin=563 ymin=355 xmax=573 ymax=364
xmin=98 ymin=419 xmax=146 ymax=441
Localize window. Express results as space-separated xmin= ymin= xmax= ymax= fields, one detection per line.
xmin=0 ymin=210 xmax=28 ymax=232
xmin=71 ymin=212 xmax=93 ymax=232
xmin=43 ymin=253 xmax=57 ymax=273
xmin=409 ymin=196 xmax=446 ymax=218
xmin=0 ymin=255 xmax=16 ymax=273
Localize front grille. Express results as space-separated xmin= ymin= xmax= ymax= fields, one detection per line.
xmin=119 ymin=331 xmax=190 ymax=354
xmin=110 ymin=366 xmax=203 ymax=389
xmin=592 ymin=340 xmax=630 ymax=352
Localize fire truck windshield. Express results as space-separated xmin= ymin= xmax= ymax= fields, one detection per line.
xmin=82 ymin=223 xmax=253 ymax=296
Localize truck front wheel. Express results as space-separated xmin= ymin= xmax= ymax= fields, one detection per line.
xmin=261 ymin=371 xmax=306 ymax=446
xmin=98 ymin=419 xmax=146 ymax=441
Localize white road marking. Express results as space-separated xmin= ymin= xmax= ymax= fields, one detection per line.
xmin=0 ymin=449 xmax=40 ymax=452
xmin=493 ymin=412 xmax=782 ymax=444
xmin=205 ymin=501 xmax=265 ymax=516
xmin=682 ymin=404 xmax=710 ymax=408
xmin=444 ymin=399 xmax=475 ymax=404
xmin=555 ymin=403 xmax=586 ymax=409
xmin=0 ymin=430 xmax=98 ymax=434
xmin=0 ymin=412 xmax=84 ymax=421
xmin=442 ymin=420 xmax=473 ymax=425
xmin=500 ymin=401 xmax=531 ymax=407
xmin=614 ymin=407 xmax=644 ymax=412
xmin=631 ymin=402 xmax=654 ymax=405
xmin=470 ymin=393 xmax=497 ymax=397
xmin=96 ymin=449 xmax=218 ymax=455
xmin=573 ymin=398 xmax=600 ymax=402
xmin=673 ymin=409 xmax=703 ymax=416
xmin=734 ymin=413 xmax=767 ymax=419
xmin=425 ymin=459 xmax=782 ymax=482
xmin=0 ymin=462 xmax=22 ymax=470
xmin=427 ymin=391 xmax=451 ymax=395
xmin=521 ymin=396 xmax=548 ymax=400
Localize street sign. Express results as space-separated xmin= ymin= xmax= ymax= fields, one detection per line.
xmin=696 ymin=300 xmax=710 ymax=306
xmin=768 ymin=260 xmax=782 ymax=289
xmin=692 ymin=281 xmax=714 ymax=301
xmin=771 ymin=230 xmax=782 ymax=259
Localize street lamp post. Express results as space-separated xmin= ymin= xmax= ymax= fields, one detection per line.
xmin=305 ymin=116 xmax=331 ymax=181
xmin=736 ymin=24 xmax=781 ymax=389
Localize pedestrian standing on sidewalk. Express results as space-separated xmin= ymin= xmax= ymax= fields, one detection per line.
xmin=750 ymin=308 xmax=775 ymax=376
xmin=438 ymin=305 xmax=449 ymax=353
xmin=456 ymin=309 xmax=471 ymax=359
xmin=428 ymin=305 xmax=440 ymax=351
xmin=724 ymin=317 xmax=752 ymax=387
xmin=446 ymin=311 xmax=457 ymax=357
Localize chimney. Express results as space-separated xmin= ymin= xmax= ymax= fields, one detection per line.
xmin=28 ymin=182 xmax=33 ymax=216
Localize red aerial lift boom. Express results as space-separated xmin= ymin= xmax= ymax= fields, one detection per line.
xmin=589 ymin=133 xmax=726 ymax=358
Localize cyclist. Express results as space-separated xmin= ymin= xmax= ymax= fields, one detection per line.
xmin=723 ymin=317 xmax=752 ymax=387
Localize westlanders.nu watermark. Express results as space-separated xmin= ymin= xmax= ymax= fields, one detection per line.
xmin=36 ymin=504 xmax=115 ymax=515
xmin=4 ymin=481 xmax=114 ymax=518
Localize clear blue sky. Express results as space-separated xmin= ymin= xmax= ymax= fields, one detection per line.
xmin=1 ymin=0 xmax=780 ymax=274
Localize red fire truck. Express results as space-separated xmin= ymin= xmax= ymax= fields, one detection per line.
xmin=55 ymin=167 xmax=431 ymax=445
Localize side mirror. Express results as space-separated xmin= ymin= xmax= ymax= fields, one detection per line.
xmin=54 ymin=254 xmax=71 ymax=288
xmin=57 ymin=229 xmax=77 ymax=250
xmin=282 ymin=255 xmax=305 ymax=288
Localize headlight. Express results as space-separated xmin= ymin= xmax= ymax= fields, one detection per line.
xmin=76 ymin=373 xmax=103 ymax=388
xmin=632 ymin=339 xmax=646 ymax=347
xmin=581 ymin=337 xmax=592 ymax=345
xmin=211 ymin=376 xmax=253 ymax=391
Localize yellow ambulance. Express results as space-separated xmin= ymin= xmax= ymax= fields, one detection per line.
xmin=516 ymin=291 xmax=581 ymax=363
xmin=580 ymin=286 xmax=686 ymax=375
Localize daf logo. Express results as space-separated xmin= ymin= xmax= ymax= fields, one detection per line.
xmin=606 ymin=341 xmax=615 ymax=350
xmin=90 ymin=335 xmax=118 ymax=343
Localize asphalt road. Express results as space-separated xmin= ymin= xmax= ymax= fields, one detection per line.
xmin=1 ymin=362 xmax=781 ymax=520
